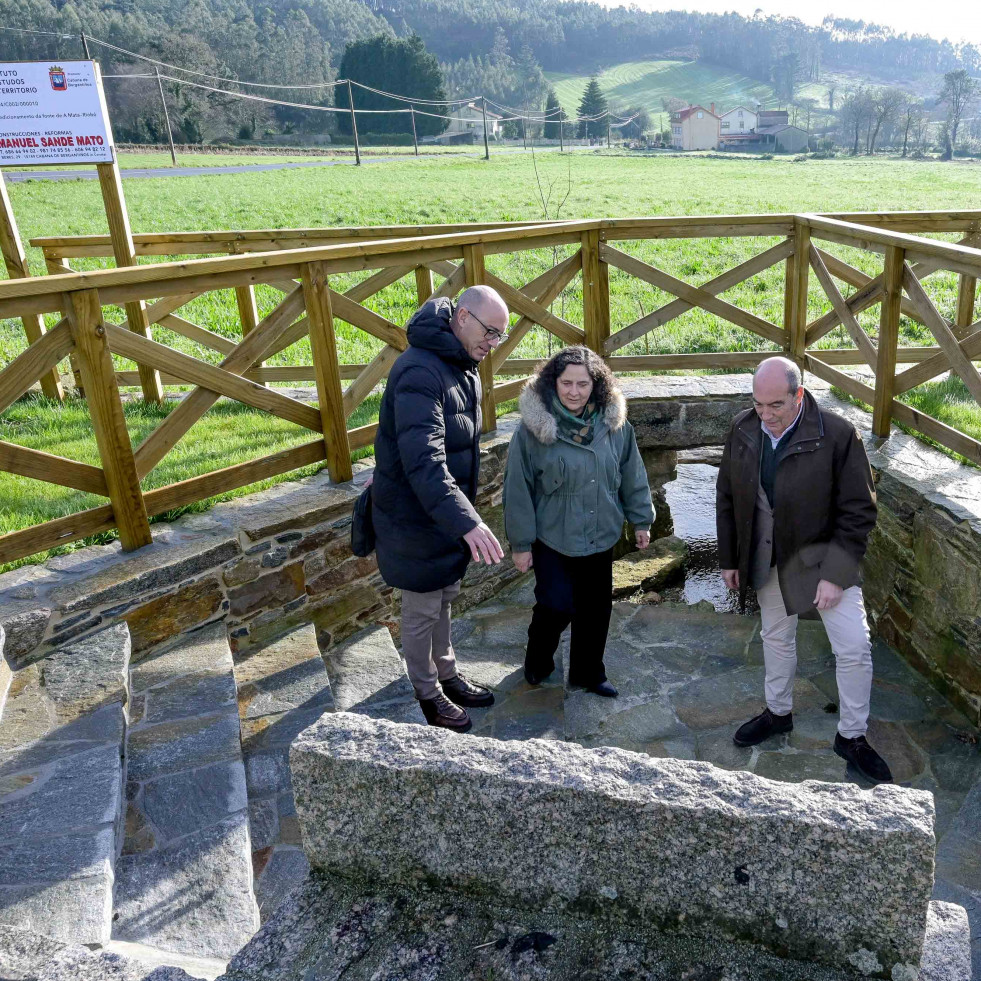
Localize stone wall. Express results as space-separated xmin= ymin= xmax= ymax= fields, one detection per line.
xmin=0 ymin=423 xmax=520 ymax=673
xmin=290 ymin=712 xmax=936 ymax=979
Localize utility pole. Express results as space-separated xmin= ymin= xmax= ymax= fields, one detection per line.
xmin=522 ymin=114 xmax=527 ymax=149
xmin=346 ymin=80 xmax=361 ymax=166
xmin=559 ymin=113 xmax=564 ymax=152
xmin=410 ymin=106 xmax=419 ymax=156
xmin=480 ymin=96 xmax=490 ymax=160
xmin=155 ymin=68 xmax=178 ymax=166
xmin=607 ymin=112 xmax=611 ymax=148
xmin=80 ymin=31 xmax=92 ymax=59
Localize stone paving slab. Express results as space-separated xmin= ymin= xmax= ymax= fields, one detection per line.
xmin=0 ymin=624 xmax=131 ymax=946
xmin=232 ymin=624 xmax=334 ymax=924
xmin=115 ymin=623 xmax=259 ymax=959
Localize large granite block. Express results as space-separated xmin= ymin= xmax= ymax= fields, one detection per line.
xmin=291 ymin=713 xmax=936 ymax=979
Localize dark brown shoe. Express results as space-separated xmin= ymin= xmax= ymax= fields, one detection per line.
xmin=418 ymin=691 xmax=472 ymax=733
xmin=733 ymin=708 xmax=793 ymax=747
xmin=442 ymin=673 xmax=494 ymax=708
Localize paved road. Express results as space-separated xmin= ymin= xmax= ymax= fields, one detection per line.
xmin=4 ymin=146 xmax=579 ymax=182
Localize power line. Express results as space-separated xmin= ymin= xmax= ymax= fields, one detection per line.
xmin=0 ymin=25 xmax=75 ymax=38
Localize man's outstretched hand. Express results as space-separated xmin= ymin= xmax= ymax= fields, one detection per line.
xmin=813 ymin=578 xmax=843 ymax=610
xmin=464 ymin=522 xmax=505 ymax=565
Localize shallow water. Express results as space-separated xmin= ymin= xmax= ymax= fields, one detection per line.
xmin=663 ymin=463 xmax=758 ymax=615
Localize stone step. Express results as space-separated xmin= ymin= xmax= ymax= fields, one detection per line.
xmin=112 ymin=622 xmax=260 ymax=961
xmin=232 ymin=623 xmax=334 ymax=923
xmin=322 ymin=623 xmax=422 ymax=724
xmin=0 ymin=623 xmax=131 ymax=946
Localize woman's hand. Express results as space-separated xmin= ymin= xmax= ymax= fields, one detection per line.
xmin=512 ymin=550 xmax=533 ymax=573
xmin=635 ymin=529 xmax=650 ymax=550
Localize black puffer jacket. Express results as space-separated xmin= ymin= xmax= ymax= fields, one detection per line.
xmin=372 ymin=297 xmax=483 ymax=592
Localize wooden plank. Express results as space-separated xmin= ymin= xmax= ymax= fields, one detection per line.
xmin=345 ymin=264 xmax=413 ymax=304
xmin=234 ymin=274 xmax=263 ymax=385
xmin=605 ymin=239 xmax=794 ymax=355
xmin=607 ymin=352 xmax=775 ymax=372
xmin=0 ymin=441 xmax=108 ymax=496
xmin=492 ymin=251 xmax=583 ymax=370
xmin=104 ymin=324 xmax=324 ymax=432
xmin=328 ymin=290 xmax=408 ymax=351
xmin=482 ymin=270 xmax=586 ymax=346
xmin=136 ymin=291 xmax=204 ymax=327
xmin=430 ymin=262 xmax=466 ymax=301
xmin=463 ymin=243 xmax=497 ymax=434
xmin=783 ymin=237 xmax=796 ymax=337
xmin=414 ymin=265 xmax=433 ymax=305
xmin=890 ymin=398 xmax=981 ymax=466
xmin=791 ymin=222 xmax=811 ymax=363
xmin=302 ymin=261 xmax=353 ymax=482
xmin=142 ymin=439 xmax=327 ymax=516
xmin=804 ymin=275 xmax=885 ymax=346
xmin=66 ymin=288 xmax=152 ymax=551
xmin=0 ymin=320 xmax=74 ymax=415
xmin=0 ymin=172 xmax=63 ymax=400
xmin=133 ymin=286 xmax=307 ymax=476
xmin=581 ymin=229 xmax=610 ymax=356
xmin=493 ymin=377 xmax=530 ymax=403
xmin=348 ymin=422 xmax=378 ymax=450
xmin=803 ymin=353 xmax=878 ymax=405
xmin=158 ymin=314 xmax=237 ymax=356
xmin=901 ymin=264 xmax=981 ymax=406
xmin=954 ymin=235 xmax=979 ymax=340
xmin=893 ymin=329 xmax=981 ymax=394
xmin=601 ymin=244 xmax=787 ymax=346
xmin=342 ymin=345 xmax=401 ymax=417
xmin=807 ymin=244 xmax=878 ymax=369
xmin=0 ymin=504 xmax=116 ymax=566
xmin=872 ymin=246 xmax=905 ymax=437
xmin=96 ymin=161 xmax=163 ymax=404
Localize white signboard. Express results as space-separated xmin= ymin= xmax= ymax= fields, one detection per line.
xmin=0 ymin=61 xmax=115 ymax=166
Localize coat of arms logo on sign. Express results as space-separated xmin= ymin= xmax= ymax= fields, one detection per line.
xmin=48 ymin=66 xmax=67 ymax=91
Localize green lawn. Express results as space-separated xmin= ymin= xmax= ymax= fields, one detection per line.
xmin=1 ymin=152 xmax=979 ymax=568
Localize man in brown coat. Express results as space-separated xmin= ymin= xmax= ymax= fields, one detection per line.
xmin=716 ymin=356 xmax=891 ymax=783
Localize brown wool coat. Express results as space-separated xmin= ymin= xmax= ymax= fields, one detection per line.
xmin=715 ymin=389 xmax=877 ymax=616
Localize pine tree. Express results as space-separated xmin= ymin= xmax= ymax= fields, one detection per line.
xmin=543 ymin=87 xmax=565 ymax=139
xmin=577 ymin=76 xmax=608 ymax=139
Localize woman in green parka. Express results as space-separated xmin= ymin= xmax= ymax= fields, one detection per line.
xmin=503 ymin=346 xmax=654 ymax=697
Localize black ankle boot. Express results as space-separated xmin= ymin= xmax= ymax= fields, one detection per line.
xmin=733 ymin=708 xmax=793 ymax=747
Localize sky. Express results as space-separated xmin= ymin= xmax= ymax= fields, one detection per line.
xmin=598 ymin=0 xmax=981 ymax=45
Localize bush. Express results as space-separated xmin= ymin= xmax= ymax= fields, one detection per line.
xmin=792 ymin=154 xmax=808 ymax=162
xmin=909 ymin=148 xmax=928 ymax=159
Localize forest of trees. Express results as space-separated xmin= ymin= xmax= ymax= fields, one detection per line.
xmin=0 ymin=0 xmax=978 ymax=147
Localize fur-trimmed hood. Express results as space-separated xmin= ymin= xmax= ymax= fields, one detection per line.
xmin=518 ymin=378 xmax=627 ymax=445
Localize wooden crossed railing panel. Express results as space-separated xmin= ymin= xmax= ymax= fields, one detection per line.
xmin=2 ymin=213 xmax=981 ymax=565
xmin=798 ymin=214 xmax=981 ymax=466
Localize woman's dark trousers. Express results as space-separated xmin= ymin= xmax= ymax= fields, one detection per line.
xmin=525 ymin=540 xmax=614 ymax=688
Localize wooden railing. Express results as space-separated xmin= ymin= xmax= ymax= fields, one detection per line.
xmin=0 ymin=210 xmax=978 ymax=564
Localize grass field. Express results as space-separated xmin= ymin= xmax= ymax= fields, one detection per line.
xmin=1 ymin=151 xmax=979 ymax=567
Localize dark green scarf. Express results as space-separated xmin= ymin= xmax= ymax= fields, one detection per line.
xmin=551 ymin=394 xmax=599 ymax=445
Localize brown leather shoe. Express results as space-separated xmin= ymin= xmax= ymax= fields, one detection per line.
xmin=418 ymin=691 xmax=472 ymax=733
xmin=442 ymin=673 xmax=495 ymax=708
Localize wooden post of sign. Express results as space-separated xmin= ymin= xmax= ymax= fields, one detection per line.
xmin=0 ymin=173 xmax=64 ymax=401
xmin=582 ymin=228 xmax=610 ymax=355
xmin=66 ymin=287 xmax=152 ymax=551
xmin=96 ymin=160 xmax=164 ymax=403
xmin=872 ymin=245 xmax=905 ymax=438
xmin=463 ymin=243 xmax=496 ymax=434
xmin=302 ymin=260 xmax=353 ymax=483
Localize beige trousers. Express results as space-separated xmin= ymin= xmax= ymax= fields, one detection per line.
xmin=757 ymin=566 xmax=873 ymax=738
xmin=400 ymin=580 xmax=461 ymax=700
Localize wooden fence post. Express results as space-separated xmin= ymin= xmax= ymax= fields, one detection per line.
xmin=872 ymin=245 xmax=905 ymax=438
xmin=790 ymin=220 xmax=811 ymax=365
xmin=66 ymin=288 xmax=152 ymax=551
xmin=581 ymin=228 xmax=610 ymax=356
xmin=782 ymin=236 xmax=797 ymax=338
xmin=231 ymin=246 xmax=263 ymax=384
xmin=463 ymin=243 xmax=496 ymax=434
xmin=954 ymin=234 xmax=978 ymax=340
xmin=301 ymin=260 xmax=353 ymax=483
xmin=414 ymin=265 xmax=433 ymax=305
xmin=96 ymin=161 xmax=164 ymax=404
xmin=0 ymin=173 xmax=64 ymax=401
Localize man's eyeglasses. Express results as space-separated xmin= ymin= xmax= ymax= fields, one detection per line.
xmin=463 ymin=307 xmax=508 ymax=343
